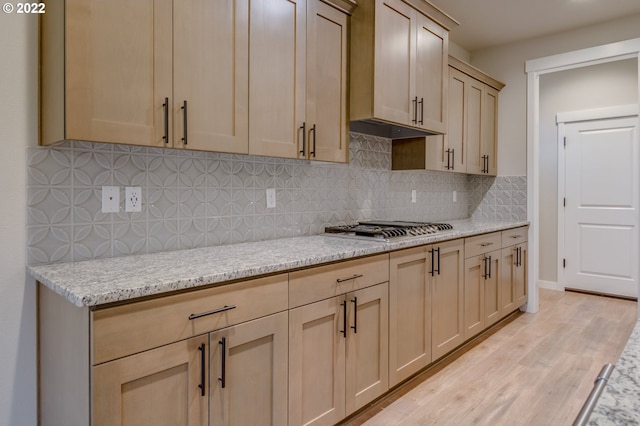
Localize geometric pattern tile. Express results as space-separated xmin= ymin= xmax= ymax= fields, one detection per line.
xmin=27 ymin=133 xmax=527 ymax=265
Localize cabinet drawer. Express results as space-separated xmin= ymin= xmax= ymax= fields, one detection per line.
xmin=502 ymin=226 xmax=528 ymax=247
xmin=289 ymin=254 xmax=389 ymax=308
xmin=464 ymin=232 xmax=502 ymax=258
xmin=92 ymin=274 xmax=288 ymax=365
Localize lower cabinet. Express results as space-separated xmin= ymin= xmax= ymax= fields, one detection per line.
xmin=431 ymin=239 xmax=465 ymax=360
xmin=93 ymin=336 xmax=209 ymax=426
xmin=389 ymin=246 xmax=432 ymax=386
xmin=93 ymin=312 xmax=288 ymax=426
xmin=288 ymin=282 xmax=389 ymax=426
xmin=463 ymin=250 xmax=501 ymax=340
xmin=389 ymin=239 xmax=465 ymax=385
xmin=501 ymin=241 xmax=528 ymax=318
xmin=210 ymin=312 xmax=289 ymax=426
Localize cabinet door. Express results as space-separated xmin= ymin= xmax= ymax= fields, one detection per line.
xmin=64 ymin=0 xmax=172 ymax=146
xmin=249 ymin=0 xmax=306 ymax=158
xmin=345 ymin=283 xmax=389 ymax=415
xmin=514 ymin=242 xmax=528 ymax=307
xmin=431 ymin=239 xmax=465 ymax=360
xmin=305 ymin=0 xmax=349 ymax=162
xmin=483 ymin=85 xmax=499 ymax=176
xmin=415 ymin=13 xmax=447 ymax=134
xmin=93 ymin=336 xmax=208 ymax=426
xmin=374 ymin=0 xmax=415 ymax=126
xmin=501 ymin=243 xmax=527 ymax=317
xmin=389 ymin=246 xmax=431 ymax=386
xmin=484 ymin=251 xmax=501 ymax=328
xmin=173 ymin=0 xmax=249 ymax=153
xmin=465 ymin=78 xmax=484 ymax=174
xmin=463 ymin=255 xmax=484 ymax=340
xmin=446 ymin=67 xmax=467 ymax=172
xmin=210 ymin=312 xmax=288 ymax=426
xmin=289 ymin=297 xmax=346 ymax=426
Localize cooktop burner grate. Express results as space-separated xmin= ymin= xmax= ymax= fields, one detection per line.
xmin=324 ymin=221 xmax=453 ymax=241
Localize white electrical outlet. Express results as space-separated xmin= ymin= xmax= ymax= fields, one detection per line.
xmin=266 ymin=188 xmax=276 ymax=209
xmin=101 ymin=186 xmax=120 ymax=213
xmin=453 ymin=190 xmax=457 ymax=203
xmin=125 ymin=187 xmax=142 ymax=212
xmin=411 ymin=189 xmax=417 ymax=203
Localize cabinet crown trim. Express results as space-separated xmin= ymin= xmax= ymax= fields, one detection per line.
xmin=402 ymin=0 xmax=459 ymax=30
xmin=449 ymin=56 xmax=506 ymax=91
xmin=321 ymin=0 xmax=358 ymax=15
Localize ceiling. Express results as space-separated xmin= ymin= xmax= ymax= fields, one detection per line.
xmin=428 ymin=0 xmax=640 ymax=51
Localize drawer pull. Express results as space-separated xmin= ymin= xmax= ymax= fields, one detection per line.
xmin=480 ymin=242 xmax=494 ymax=247
xmin=510 ymin=235 xmax=522 ymax=239
xmin=336 ymin=274 xmax=363 ymax=283
xmin=188 ymin=305 xmax=237 ymax=320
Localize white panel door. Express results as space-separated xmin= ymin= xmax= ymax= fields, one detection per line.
xmin=564 ymin=116 xmax=639 ymax=298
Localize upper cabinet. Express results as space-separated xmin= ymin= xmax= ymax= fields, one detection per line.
xmin=248 ymin=0 xmax=306 ymax=159
xmin=391 ymin=56 xmax=504 ymax=175
xmin=41 ymin=0 xmax=173 ymax=147
xmin=41 ymin=0 xmax=354 ymax=163
xmin=41 ymin=0 xmax=249 ymax=152
xmin=350 ymin=0 xmax=457 ymax=135
xmin=303 ymin=0 xmax=355 ymax=163
xmin=449 ymin=56 xmax=503 ymax=176
xmin=173 ymin=0 xmax=249 ymax=153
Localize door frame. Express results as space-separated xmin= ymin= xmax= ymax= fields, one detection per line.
xmin=556 ymin=105 xmax=639 ymax=292
xmin=525 ymin=37 xmax=640 ymax=313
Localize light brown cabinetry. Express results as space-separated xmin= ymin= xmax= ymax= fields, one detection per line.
xmin=392 ymin=57 xmax=504 ymax=174
xmin=501 ymin=227 xmax=528 ymax=317
xmin=302 ymin=0 xmax=354 ymax=162
xmin=38 ymin=274 xmax=289 ymax=426
xmin=210 ymin=312 xmax=289 ymax=426
xmin=41 ymin=0 xmax=173 ymax=147
xmin=389 ymin=246 xmax=432 ymax=386
xmin=288 ymin=255 xmax=390 ymax=426
xmin=430 ymin=239 xmax=465 ymax=359
xmin=389 ymin=239 xmax=464 ymax=382
xmin=463 ymin=232 xmax=501 ymax=340
xmin=42 ymin=0 xmax=249 ymax=152
xmin=248 ymin=0 xmax=306 ymax=158
xmin=94 ymin=313 xmax=288 ymax=426
xmin=41 ymin=0 xmax=352 ymax=162
xmin=93 ymin=335 xmax=208 ymax=426
xmin=448 ymin=57 xmax=503 ymax=176
xmin=350 ymin=0 xmax=457 ymax=134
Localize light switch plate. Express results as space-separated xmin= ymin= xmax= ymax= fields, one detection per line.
xmin=266 ymin=188 xmax=276 ymax=209
xmin=411 ymin=189 xmax=417 ymax=203
xmin=101 ymin=186 xmax=120 ymax=213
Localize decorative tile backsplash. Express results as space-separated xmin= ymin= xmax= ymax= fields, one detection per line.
xmin=27 ymin=132 xmax=526 ymax=265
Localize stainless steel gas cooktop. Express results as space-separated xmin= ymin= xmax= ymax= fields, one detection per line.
xmin=324 ymin=220 xmax=453 ymax=242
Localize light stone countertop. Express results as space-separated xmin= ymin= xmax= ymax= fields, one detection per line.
xmin=27 ymin=219 xmax=528 ymax=308
xmin=588 ymin=319 xmax=640 ymax=425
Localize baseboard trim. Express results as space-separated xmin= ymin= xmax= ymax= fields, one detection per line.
xmin=538 ymin=280 xmax=564 ymax=291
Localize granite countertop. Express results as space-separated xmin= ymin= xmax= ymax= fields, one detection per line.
xmin=588 ymin=319 xmax=640 ymax=425
xmin=27 ymin=219 xmax=528 ymax=308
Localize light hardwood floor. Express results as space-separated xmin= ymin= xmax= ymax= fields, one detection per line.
xmin=342 ymin=288 xmax=637 ymax=426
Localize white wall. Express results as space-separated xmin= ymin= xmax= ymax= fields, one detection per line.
xmin=469 ymin=12 xmax=640 ymax=176
xmin=0 ymin=12 xmax=38 ymax=426
xmin=538 ymin=60 xmax=638 ymax=282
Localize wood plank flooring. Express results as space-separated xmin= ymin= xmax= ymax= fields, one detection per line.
xmin=341 ymin=289 xmax=637 ymax=426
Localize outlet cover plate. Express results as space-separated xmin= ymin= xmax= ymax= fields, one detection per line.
xmin=125 ymin=187 xmax=142 ymax=212
xmin=102 ymin=186 xmax=120 ymax=213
